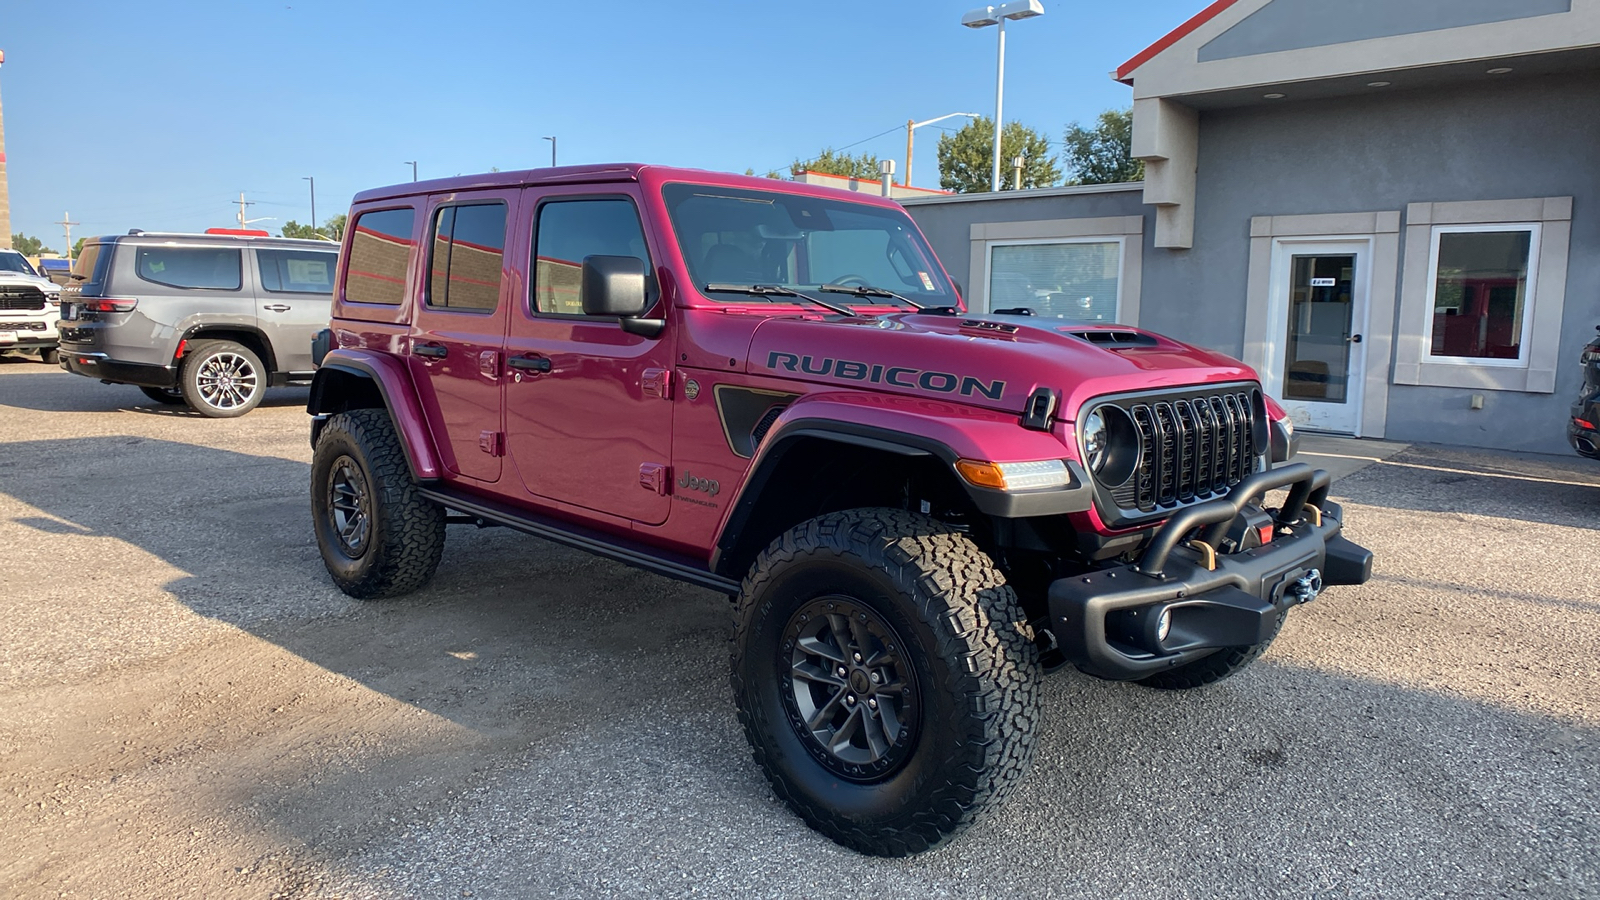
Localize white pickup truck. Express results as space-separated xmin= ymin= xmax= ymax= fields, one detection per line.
xmin=0 ymin=249 xmax=63 ymax=364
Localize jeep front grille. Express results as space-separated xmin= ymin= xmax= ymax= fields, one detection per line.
xmin=0 ymin=286 xmax=47 ymax=311
xmin=1106 ymin=388 xmax=1262 ymax=514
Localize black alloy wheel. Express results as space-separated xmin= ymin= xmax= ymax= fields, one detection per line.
xmin=782 ymin=595 xmax=921 ymax=781
xmin=326 ymin=455 xmax=371 ymax=557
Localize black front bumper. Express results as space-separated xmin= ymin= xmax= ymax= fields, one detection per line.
xmin=1049 ymin=463 xmax=1372 ymax=681
xmin=59 ymin=350 xmax=177 ymax=388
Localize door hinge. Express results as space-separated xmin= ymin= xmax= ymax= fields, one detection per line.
xmin=479 ymin=430 xmax=505 ymax=457
xmin=642 ymin=367 xmax=672 ymax=400
xmin=639 ymin=462 xmax=669 ymax=495
xmin=478 ymin=349 xmax=501 ymax=378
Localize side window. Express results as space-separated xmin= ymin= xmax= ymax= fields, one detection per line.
xmin=345 ymin=208 xmax=416 ymax=305
xmin=426 ymin=203 xmax=507 ymax=312
xmin=135 ymin=246 xmax=242 ymax=291
xmin=258 ymin=249 xmax=337 ymax=294
xmin=533 ymin=198 xmax=650 ymax=315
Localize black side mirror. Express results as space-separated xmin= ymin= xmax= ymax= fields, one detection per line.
xmin=580 ymin=255 xmax=664 ymax=337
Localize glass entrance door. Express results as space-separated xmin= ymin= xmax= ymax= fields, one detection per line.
xmin=1275 ymin=244 xmax=1366 ymax=434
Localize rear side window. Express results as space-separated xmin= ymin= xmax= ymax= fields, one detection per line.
xmin=71 ymin=242 xmax=110 ymax=292
xmin=426 ymin=203 xmax=506 ymax=312
xmin=258 ymin=249 xmax=337 ymax=294
xmin=533 ymin=198 xmax=650 ymax=315
xmin=135 ymin=246 xmax=242 ymax=291
xmin=345 ymin=208 xmax=416 ymax=305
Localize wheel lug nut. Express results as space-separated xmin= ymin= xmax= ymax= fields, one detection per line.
xmin=870 ymin=672 xmax=881 ymax=684
xmin=868 ymin=698 xmax=877 ymax=709
xmin=845 ymin=694 xmax=856 ymax=705
xmin=852 ymin=652 xmax=863 ymax=663
xmin=836 ymin=666 xmax=847 ymax=678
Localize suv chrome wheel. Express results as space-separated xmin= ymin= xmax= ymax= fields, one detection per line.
xmin=327 ymin=455 xmax=371 ymax=556
xmin=179 ymin=339 xmax=267 ymax=418
xmin=783 ymin=596 xmax=920 ymax=781
xmin=196 ymin=352 xmax=258 ymax=410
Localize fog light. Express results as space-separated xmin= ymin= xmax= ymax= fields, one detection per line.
xmin=1156 ymin=608 xmax=1172 ymax=643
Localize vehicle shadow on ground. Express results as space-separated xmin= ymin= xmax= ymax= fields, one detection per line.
xmin=3 ymin=435 xmax=1595 ymax=897
xmin=1330 ymin=444 xmax=1600 ymax=530
xmin=0 ymin=368 xmax=307 ymax=414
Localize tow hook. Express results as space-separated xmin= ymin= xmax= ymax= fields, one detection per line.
xmin=1288 ymin=568 xmax=1324 ymax=605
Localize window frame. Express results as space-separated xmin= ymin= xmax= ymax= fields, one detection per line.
xmin=341 ymin=205 xmax=419 ymax=308
xmin=255 ymin=247 xmax=338 ymax=296
xmin=1420 ymin=222 xmax=1541 ymax=368
xmin=529 ymin=193 xmax=655 ymax=320
xmin=982 ymin=235 xmax=1127 ymax=323
xmin=423 ymin=200 xmax=509 ymax=315
xmin=132 ymin=244 xmax=244 ymax=292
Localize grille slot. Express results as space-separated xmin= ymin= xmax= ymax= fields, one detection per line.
xmin=0 ymin=319 xmax=49 ymax=331
xmin=0 ymin=286 xmax=47 ymax=311
xmin=1121 ymin=389 xmax=1261 ymax=513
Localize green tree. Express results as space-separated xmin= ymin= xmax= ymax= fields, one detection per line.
xmin=10 ymin=233 xmax=53 ymax=256
xmin=790 ymin=148 xmax=882 ymax=180
xmin=1061 ymin=108 xmax=1143 ymax=185
xmin=937 ymin=117 xmax=1060 ymax=193
xmin=744 ymin=167 xmax=784 ymax=179
xmin=72 ymin=237 xmax=87 ymax=258
xmin=281 ymin=214 xmax=346 ymax=241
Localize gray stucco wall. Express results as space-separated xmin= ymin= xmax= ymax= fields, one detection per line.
xmin=1152 ymin=70 xmax=1600 ymax=454
xmin=1198 ymin=0 xmax=1572 ymax=62
xmin=904 ymin=187 xmax=1149 ymax=297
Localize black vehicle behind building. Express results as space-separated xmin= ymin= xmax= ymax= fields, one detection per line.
xmin=1571 ymin=326 xmax=1600 ymax=459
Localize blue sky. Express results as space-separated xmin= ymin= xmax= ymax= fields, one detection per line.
xmin=2 ymin=0 xmax=1202 ymax=247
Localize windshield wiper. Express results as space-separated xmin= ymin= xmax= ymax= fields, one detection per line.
xmin=819 ymin=283 xmax=954 ymax=314
xmin=704 ymin=283 xmax=860 ymax=317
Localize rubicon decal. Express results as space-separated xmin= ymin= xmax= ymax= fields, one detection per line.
xmin=766 ymin=352 xmax=1005 ymax=400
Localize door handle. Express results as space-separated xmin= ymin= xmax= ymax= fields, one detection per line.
xmin=1346 ymin=334 xmax=1364 ymax=344
xmin=507 ymin=355 xmax=552 ymax=373
xmin=414 ymin=343 xmax=448 ymax=359
xmin=262 ymin=304 xmax=291 ymax=313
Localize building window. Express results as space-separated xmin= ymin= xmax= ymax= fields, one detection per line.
xmin=426 ymin=203 xmax=507 ymax=312
xmin=345 ymin=208 xmax=416 ymax=306
xmin=1424 ymin=225 xmax=1538 ymax=365
xmin=986 ymin=239 xmax=1122 ymax=321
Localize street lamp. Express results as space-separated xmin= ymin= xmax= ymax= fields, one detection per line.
xmin=962 ymin=0 xmax=1045 ymax=192
xmin=302 ymin=176 xmax=316 ymax=238
xmin=905 ymin=112 xmax=979 ymax=189
xmin=405 ymin=161 xmax=417 ymax=182
xmin=543 ymin=136 xmax=557 ymax=167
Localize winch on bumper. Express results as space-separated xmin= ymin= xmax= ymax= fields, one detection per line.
xmin=1049 ymin=463 xmax=1373 ymax=681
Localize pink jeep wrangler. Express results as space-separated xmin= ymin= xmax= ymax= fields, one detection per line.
xmin=307 ymin=165 xmax=1371 ymax=856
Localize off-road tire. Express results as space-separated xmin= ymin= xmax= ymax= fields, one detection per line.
xmin=38 ymin=348 xmax=59 ymax=366
xmin=1135 ymin=608 xmax=1287 ymax=690
xmin=311 ymin=408 xmax=445 ymax=599
xmin=732 ymin=508 xmax=1041 ymax=857
xmin=179 ymin=339 xmax=266 ymax=418
xmin=139 ymin=385 xmax=186 ymax=405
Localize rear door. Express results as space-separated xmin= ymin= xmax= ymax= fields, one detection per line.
xmin=408 ymin=190 xmax=518 ymax=484
xmin=252 ymin=244 xmax=338 ymax=375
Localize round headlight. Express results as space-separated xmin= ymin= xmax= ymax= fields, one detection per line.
xmin=1083 ymin=410 xmax=1108 ymax=472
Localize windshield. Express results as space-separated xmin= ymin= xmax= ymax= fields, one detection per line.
xmin=661 ymin=183 xmax=957 ymax=307
xmin=0 ymin=251 xmax=39 ymax=277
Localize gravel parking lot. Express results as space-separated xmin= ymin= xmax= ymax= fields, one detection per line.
xmin=1 ymin=354 xmax=1596 ymax=899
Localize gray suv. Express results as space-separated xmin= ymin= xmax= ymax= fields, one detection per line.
xmin=59 ymin=231 xmax=338 ymax=417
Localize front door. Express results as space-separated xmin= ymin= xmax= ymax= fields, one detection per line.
xmin=1267 ymin=240 xmax=1369 ymax=434
xmin=503 ymin=187 xmax=675 ymax=525
xmin=408 ymin=190 xmax=517 ymax=483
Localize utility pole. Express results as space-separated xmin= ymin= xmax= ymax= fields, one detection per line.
xmin=0 ymin=49 xmax=11 ymax=250
xmin=543 ymin=136 xmax=557 ymax=167
xmin=236 ymin=192 xmax=254 ymax=230
xmin=405 ymin=161 xmax=417 ymax=182
xmin=303 ymin=176 xmax=316 ymax=237
xmin=55 ymin=211 xmax=78 ymax=262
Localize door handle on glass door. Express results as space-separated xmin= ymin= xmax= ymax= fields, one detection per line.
xmin=1346 ymin=334 xmax=1363 ymax=343
xmin=262 ymin=304 xmax=291 ymax=312
xmin=507 ymin=356 xmax=552 ymax=373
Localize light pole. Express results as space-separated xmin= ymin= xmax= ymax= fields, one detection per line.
xmin=962 ymin=1 xmax=1045 ymax=192
xmin=905 ymin=112 xmax=979 ymax=189
xmin=302 ymin=176 xmax=316 ymax=238
xmin=405 ymin=161 xmax=417 ymax=182
xmin=543 ymin=136 xmax=557 ymax=167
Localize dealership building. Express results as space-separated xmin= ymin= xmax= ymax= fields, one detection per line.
xmin=903 ymin=0 xmax=1599 ymax=454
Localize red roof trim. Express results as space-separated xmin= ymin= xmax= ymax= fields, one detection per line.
xmin=1115 ymin=0 xmax=1241 ymax=82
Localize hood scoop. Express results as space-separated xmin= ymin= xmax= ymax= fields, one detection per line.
xmin=1065 ymin=328 xmax=1158 ymax=347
